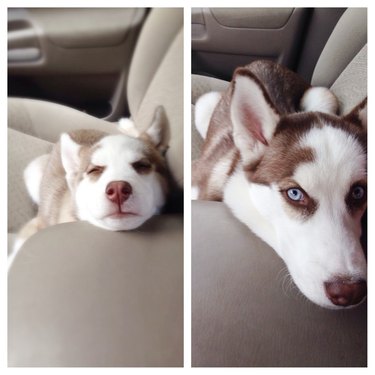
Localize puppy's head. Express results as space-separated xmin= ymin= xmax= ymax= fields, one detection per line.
xmin=230 ymin=68 xmax=367 ymax=309
xmin=60 ymin=110 xmax=168 ymax=231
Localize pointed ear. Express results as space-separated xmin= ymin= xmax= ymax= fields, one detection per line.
xmin=230 ymin=69 xmax=279 ymax=166
xmin=344 ymin=98 xmax=367 ymax=130
xmin=60 ymin=133 xmax=81 ymax=180
xmin=141 ymin=106 xmax=169 ymax=154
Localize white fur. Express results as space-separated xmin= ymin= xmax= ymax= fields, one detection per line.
xmin=224 ymin=125 xmax=367 ymax=309
xmin=195 ymin=91 xmax=221 ymax=139
xmin=224 ymin=169 xmax=278 ymax=251
xmin=300 ymin=87 xmax=338 ymax=115
xmin=118 ymin=118 xmax=140 ymax=137
xmin=73 ymin=134 xmax=165 ymax=231
xmin=24 ymin=154 xmax=49 ymax=205
xmin=191 ymin=186 xmax=199 ymax=200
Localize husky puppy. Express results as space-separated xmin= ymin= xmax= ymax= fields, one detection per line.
xmin=193 ymin=60 xmax=367 ymax=309
xmin=12 ymin=107 xmax=169 ymax=263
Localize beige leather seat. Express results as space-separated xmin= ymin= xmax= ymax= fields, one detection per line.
xmin=192 ymin=8 xmax=367 ymax=367
xmin=8 ymin=8 xmax=183 ymax=367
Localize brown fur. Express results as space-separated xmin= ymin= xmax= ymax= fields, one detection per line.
xmin=193 ymin=60 xmax=311 ymax=201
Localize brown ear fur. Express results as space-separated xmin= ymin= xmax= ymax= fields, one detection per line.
xmin=139 ymin=106 xmax=170 ymax=155
xmin=344 ymin=98 xmax=367 ymax=130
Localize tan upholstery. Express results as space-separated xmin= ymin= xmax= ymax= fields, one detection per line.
xmin=128 ymin=8 xmax=183 ymax=115
xmin=331 ymin=45 xmax=367 ymax=115
xmin=312 ymin=8 xmax=367 ymax=88
xmin=128 ymin=8 xmax=183 ymax=187
xmin=8 ymin=98 xmax=118 ymax=141
xmin=133 ymin=29 xmax=183 ymax=186
xmin=9 ymin=217 xmax=183 ymax=367
xmin=191 ymin=74 xmax=228 ymax=104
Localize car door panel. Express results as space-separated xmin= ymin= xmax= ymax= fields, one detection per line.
xmin=8 ymin=8 xmax=147 ymax=119
xmin=192 ymin=7 xmax=309 ymax=80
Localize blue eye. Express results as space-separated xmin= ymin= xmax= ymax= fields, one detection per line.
xmin=287 ymin=188 xmax=304 ymax=201
xmin=351 ymin=186 xmax=365 ymax=200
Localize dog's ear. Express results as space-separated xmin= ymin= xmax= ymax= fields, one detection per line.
xmin=141 ymin=106 xmax=169 ymax=154
xmin=60 ymin=133 xmax=81 ymax=189
xmin=344 ymin=98 xmax=367 ymax=130
xmin=231 ymin=68 xmax=279 ymax=166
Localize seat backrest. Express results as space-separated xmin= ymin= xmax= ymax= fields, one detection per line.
xmin=127 ymin=8 xmax=183 ymax=187
xmin=312 ymin=8 xmax=367 ymax=114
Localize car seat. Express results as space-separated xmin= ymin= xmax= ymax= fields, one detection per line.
xmin=8 ymin=8 xmax=183 ymax=367
xmin=191 ymin=8 xmax=367 ymax=367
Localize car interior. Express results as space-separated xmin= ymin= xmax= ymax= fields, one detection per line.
xmin=7 ymin=6 xmax=368 ymax=369
xmin=8 ymin=8 xmax=183 ymax=367
xmin=191 ymin=8 xmax=367 ymax=367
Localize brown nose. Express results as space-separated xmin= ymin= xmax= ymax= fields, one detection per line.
xmin=324 ymin=278 xmax=367 ymax=307
xmin=105 ymin=181 xmax=132 ymax=205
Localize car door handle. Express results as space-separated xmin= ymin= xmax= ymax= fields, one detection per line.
xmin=8 ymin=9 xmax=42 ymax=64
xmin=8 ymin=47 xmax=41 ymax=62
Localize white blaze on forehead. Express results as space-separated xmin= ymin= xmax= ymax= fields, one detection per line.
xmin=294 ymin=125 xmax=366 ymax=196
xmin=91 ymin=134 xmax=147 ymax=166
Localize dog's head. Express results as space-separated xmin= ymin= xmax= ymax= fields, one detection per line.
xmin=230 ymin=68 xmax=367 ymax=309
xmin=60 ymin=110 xmax=169 ymax=231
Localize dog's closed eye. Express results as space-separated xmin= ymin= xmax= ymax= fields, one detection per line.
xmin=132 ymin=159 xmax=152 ymax=174
xmin=87 ymin=165 xmax=105 ymax=175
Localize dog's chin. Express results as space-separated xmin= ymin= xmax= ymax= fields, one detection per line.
xmin=309 ymin=297 xmax=366 ymax=310
xmin=89 ymin=211 xmax=150 ymax=231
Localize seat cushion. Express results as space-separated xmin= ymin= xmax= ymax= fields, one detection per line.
xmin=312 ymin=8 xmax=367 ymax=88
xmin=330 ymin=44 xmax=367 ymax=115
xmin=133 ymin=29 xmax=183 ymax=187
xmin=8 ymin=98 xmax=118 ymax=142
xmin=9 ymin=215 xmax=183 ymax=367
xmin=192 ymin=200 xmax=367 ymax=367
xmin=191 ymin=74 xmax=229 ymax=105
xmin=128 ymin=9 xmax=183 ymax=188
